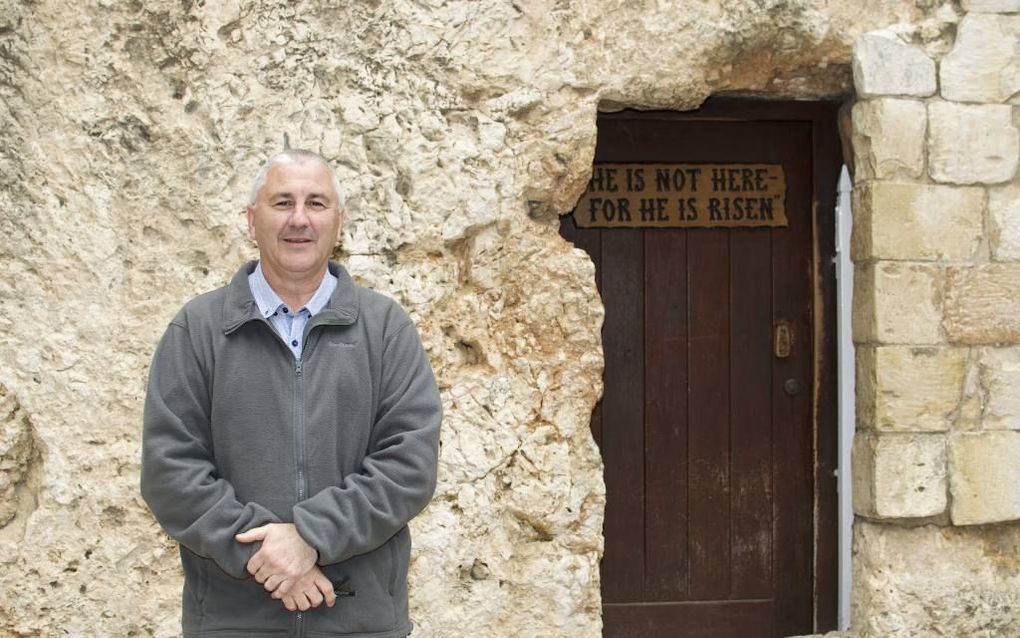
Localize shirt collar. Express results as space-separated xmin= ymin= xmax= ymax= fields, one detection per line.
xmin=248 ymin=262 xmax=338 ymax=319
xmin=223 ymin=261 xmax=360 ymax=334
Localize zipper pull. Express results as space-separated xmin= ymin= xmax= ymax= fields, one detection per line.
xmin=332 ymin=577 xmax=356 ymax=598
xmin=295 ymin=360 xmax=302 ymax=376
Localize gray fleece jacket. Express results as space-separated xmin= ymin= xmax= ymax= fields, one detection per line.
xmin=140 ymin=260 xmax=442 ymax=638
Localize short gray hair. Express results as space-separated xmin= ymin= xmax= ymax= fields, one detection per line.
xmin=248 ymin=149 xmax=345 ymax=209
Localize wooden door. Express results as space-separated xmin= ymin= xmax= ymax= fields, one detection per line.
xmin=561 ymin=101 xmax=840 ymax=637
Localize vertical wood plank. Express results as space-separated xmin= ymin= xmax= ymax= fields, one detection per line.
xmin=601 ymin=228 xmax=645 ymax=603
xmin=728 ymin=227 xmax=774 ymax=600
xmin=687 ymin=228 xmax=731 ymax=601
xmin=772 ymin=124 xmax=816 ymax=636
xmin=643 ymin=228 xmax=689 ymax=601
xmin=812 ymin=105 xmax=843 ymax=633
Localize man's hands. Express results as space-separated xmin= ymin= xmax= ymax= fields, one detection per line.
xmin=275 ymin=566 xmax=336 ymax=612
xmin=236 ymin=523 xmax=336 ymax=612
xmin=236 ymin=523 xmax=318 ymax=596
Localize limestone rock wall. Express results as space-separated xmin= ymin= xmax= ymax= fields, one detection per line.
xmin=850 ymin=4 xmax=1020 ymax=635
xmin=0 ymin=0 xmax=954 ymax=636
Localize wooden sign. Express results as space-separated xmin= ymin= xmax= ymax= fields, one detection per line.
xmin=573 ymin=163 xmax=788 ymax=228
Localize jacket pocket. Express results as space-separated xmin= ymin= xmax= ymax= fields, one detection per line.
xmin=310 ymin=539 xmax=400 ymax=634
xmin=180 ymin=547 xmax=211 ymax=631
xmin=197 ymin=555 xmax=210 ymax=606
xmin=194 ymin=557 xmax=291 ymax=633
xmin=387 ymin=530 xmax=399 ymax=596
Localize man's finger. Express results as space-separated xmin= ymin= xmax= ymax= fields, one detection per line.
xmin=282 ymin=596 xmax=296 ymax=612
xmin=296 ymin=592 xmax=311 ymax=612
xmin=252 ymin=563 xmax=269 ymax=583
xmin=307 ymin=586 xmax=324 ymax=608
xmin=245 ymin=554 xmax=264 ymax=577
xmin=235 ymin=525 xmax=269 ymax=543
xmin=275 ymin=577 xmax=294 ymax=596
xmin=254 ymin=563 xmax=275 ymax=585
xmin=314 ymin=575 xmax=336 ymax=608
xmin=264 ymin=574 xmax=283 ymax=592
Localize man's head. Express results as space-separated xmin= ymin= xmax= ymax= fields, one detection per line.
xmin=246 ymin=150 xmax=344 ymax=285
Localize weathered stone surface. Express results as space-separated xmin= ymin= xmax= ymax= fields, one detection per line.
xmin=963 ymin=0 xmax=1020 ymax=13
xmin=853 ymin=521 xmax=1020 ymax=637
xmin=853 ymin=31 xmax=937 ymax=98
xmin=851 ymin=181 xmax=983 ymax=261
xmin=851 ymin=99 xmax=926 ymax=180
xmin=950 ymin=432 xmax=1020 ymax=524
xmin=941 ymin=14 xmax=1020 ymax=103
xmin=990 ymin=183 xmax=1020 ymax=260
xmin=857 ymin=346 xmax=966 ymax=432
xmin=853 ymin=262 xmax=943 ymax=344
xmin=944 ymin=264 xmax=1020 ymax=343
xmin=0 ymin=384 xmax=39 ymax=528
xmin=0 ymin=0 xmax=951 ymax=635
xmin=928 ymin=102 xmax=1020 ymax=184
xmin=853 ymin=432 xmax=947 ymax=519
xmin=974 ymin=348 xmax=1020 ymax=431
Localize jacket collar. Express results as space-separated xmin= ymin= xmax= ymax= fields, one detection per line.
xmin=222 ymin=260 xmax=360 ymax=334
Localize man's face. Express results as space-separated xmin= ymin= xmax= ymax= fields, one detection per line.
xmin=246 ymin=160 xmax=343 ymax=283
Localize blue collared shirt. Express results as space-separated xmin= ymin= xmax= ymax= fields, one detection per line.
xmin=248 ymin=262 xmax=338 ymax=359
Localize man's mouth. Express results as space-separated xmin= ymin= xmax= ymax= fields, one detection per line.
xmin=283 ymin=238 xmax=314 ymax=244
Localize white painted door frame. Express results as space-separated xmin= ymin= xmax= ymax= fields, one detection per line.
xmin=835 ymin=165 xmax=855 ymax=631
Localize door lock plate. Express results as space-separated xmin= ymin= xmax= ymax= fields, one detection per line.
xmin=775 ymin=320 xmax=793 ymax=359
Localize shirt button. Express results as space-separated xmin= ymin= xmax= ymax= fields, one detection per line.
xmin=291 ymin=340 xmax=299 ymax=347
xmin=282 ymin=307 xmax=289 ymax=314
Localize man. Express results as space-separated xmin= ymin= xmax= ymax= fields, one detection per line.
xmin=141 ymin=149 xmax=442 ymax=638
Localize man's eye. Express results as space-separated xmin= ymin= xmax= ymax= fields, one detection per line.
xmin=309 ymin=201 xmax=326 ymax=209
xmin=273 ymin=200 xmax=292 ymax=208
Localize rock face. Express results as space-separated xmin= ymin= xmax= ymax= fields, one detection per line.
xmin=853 ymin=521 xmax=1020 ymax=637
xmin=0 ymin=0 xmax=991 ymax=636
xmin=0 ymin=385 xmax=40 ymax=529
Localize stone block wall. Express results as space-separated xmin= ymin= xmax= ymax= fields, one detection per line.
xmin=850 ymin=6 xmax=1020 ymax=635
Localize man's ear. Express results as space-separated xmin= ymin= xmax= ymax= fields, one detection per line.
xmin=335 ymin=207 xmax=345 ymax=242
xmin=245 ymin=205 xmax=256 ymax=242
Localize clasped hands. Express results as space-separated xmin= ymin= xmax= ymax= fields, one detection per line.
xmin=236 ymin=523 xmax=336 ymax=612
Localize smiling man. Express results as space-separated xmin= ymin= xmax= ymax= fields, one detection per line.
xmin=141 ymin=149 xmax=442 ymax=638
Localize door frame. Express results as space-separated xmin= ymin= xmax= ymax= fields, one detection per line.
xmin=592 ymin=98 xmax=843 ymax=632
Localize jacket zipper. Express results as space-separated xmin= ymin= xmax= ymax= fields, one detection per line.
xmin=295 ymin=358 xmax=307 ymax=502
xmin=249 ymin=313 xmax=348 ymax=638
xmin=294 ymin=357 xmax=307 ymax=638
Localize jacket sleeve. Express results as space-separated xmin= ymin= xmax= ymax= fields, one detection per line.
xmin=292 ymin=319 xmax=442 ymax=565
xmin=140 ymin=320 xmax=281 ymax=578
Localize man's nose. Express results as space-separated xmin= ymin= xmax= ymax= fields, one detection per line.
xmin=289 ymin=201 xmax=311 ymax=225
